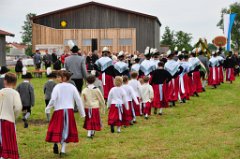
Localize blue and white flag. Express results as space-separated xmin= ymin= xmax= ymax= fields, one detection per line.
xmin=224 ymin=13 xmax=237 ymax=51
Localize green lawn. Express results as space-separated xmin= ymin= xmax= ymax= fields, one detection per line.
xmin=14 ymin=72 xmax=240 ymax=159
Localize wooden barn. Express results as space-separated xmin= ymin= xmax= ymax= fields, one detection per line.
xmin=31 ymin=1 xmax=161 ymax=53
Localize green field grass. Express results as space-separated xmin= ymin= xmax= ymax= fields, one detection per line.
xmin=13 ymin=72 xmax=240 ymax=159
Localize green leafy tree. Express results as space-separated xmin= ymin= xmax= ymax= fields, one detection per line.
xmin=161 ymin=26 xmax=175 ymax=50
xmin=217 ymin=2 xmax=240 ymax=50
xmin=21 ymin=13 xmax=36 ymax=55
xmin=174 ymin=31 xmax=193 ymax=51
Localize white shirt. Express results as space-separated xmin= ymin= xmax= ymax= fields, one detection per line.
xmin=139 ymin=83 xmax=154 ymax=103
xmin=107 ymin=87 xmax=129 ymax=110
xmin=45 ymin=82 xmax=85 ymax=117
xmin=128 ymin=79 xmax=141 ymax=97
xmin=121 ymin=84 xmax=139 ymax=104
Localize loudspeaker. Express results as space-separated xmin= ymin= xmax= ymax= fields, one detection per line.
xmin=91 ymin=39 xmax=98 ymax=52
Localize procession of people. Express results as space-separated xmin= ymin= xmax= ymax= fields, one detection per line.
xmin=0 ymin=44 xmax=239 ymax=159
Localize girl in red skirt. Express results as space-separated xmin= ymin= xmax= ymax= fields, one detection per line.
xmin=0 ymin=73 xmax=22 ymax=159
xmin=224 ymin=51 xmax=235 ymax=83
xmin=208 ymin=52 xmax=219 ymax=88
xmin=81 ymin=75 xmax=105 ymax=138
xmin=107 ymin=76 xmax=129 ymax=133
xmin=121 ymin=76 xmax=139 ymax=125
xmin=128 ymin=72 xmax=141 ymax=116
xmin=139 ymin=76 xmax=154 ymax=119
xmin=150 ymin=61 xmax=172 ymax=115
xmin=45 ymin=70 xmax=86 ymax=156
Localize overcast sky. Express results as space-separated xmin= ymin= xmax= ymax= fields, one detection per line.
xmin=0 ymin=0 xmax=238 ymax=44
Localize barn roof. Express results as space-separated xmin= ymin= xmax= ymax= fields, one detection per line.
xmin=0 ymin=30 xmax=14 ymax=37
xmin=32 ymin=1 xmax=161 ymax=26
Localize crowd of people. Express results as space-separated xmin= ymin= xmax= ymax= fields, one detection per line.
xmin=0 ymin=44 xmax=239 ymax=159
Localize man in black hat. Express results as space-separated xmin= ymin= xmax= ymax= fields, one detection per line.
xmin=0 ymin=66 xmax=10 ymax=89
xmin=65 ymin=45 xmax=87 ymax=93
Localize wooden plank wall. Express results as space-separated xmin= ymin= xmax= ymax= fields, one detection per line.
xmin=32 ymin=23 xmax=136 ymax=53
xmin=0 ymin=36 xmax=6 ymax=66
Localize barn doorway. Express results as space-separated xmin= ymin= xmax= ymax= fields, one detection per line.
xmin=91 ymin=39 xmax=98 ymax=52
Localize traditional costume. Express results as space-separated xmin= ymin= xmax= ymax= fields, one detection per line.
xmin=139 ymin=82 xmax=154 ymax=119
xmin=121 ymin=84 xmax=139 ymax=125
xmin=128 ymin=79 xmax=141 ymax=116
xmin=95 ymin=47 xmax=115 ymax=99
xmin=45 ymin=82 xmax=85 ymax=154
xmin=139 ymin=47 xmax=156 ymax=77
xmin=81 ymin=84 xmax=105 ymax=138
xmin=224 ymin=53 xmax=235 ymax=82
xmin=107 ymin=86 xmax=129 ymax=133
xmin=0 ymin=88 xmax=22 ymax=159
xmin=208 ymin=52 xmax=219 ymax=88
xmin=216 ymin=54 xmax=225 ymax=84
xmin=114 ymin=51 xmax=129 ymax=76
xmin=131 ymin=55 xmax=141 ymax=73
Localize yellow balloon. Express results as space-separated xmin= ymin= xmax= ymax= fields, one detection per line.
xmin=61 ymin=21 xmax=67 ymax=28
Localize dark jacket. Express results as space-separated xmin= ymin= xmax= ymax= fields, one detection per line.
xmin=16 ymin=82 xmax=35 ymax=107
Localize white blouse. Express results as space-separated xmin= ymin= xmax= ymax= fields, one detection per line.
xmin=139 ymin=84 xmax=154 ymax=103
xmin=128 ymin=79 xmax=141 ymax=97
xmin=121 ymin=84 xmax=139 ymax=104
xmin=45 ymin=82 xmax=85 ymax=117
xmin=107 ymin=87 xmax=129 ymax=110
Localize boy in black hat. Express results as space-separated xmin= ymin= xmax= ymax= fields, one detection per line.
xmin=44 ymin=68 xmax=57 ymax=121
xmin=0 ymin=66 xmax=10 ymax=89
xmin=16 ymin=72 xmax=35 ymax=128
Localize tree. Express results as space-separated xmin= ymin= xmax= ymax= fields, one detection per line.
xmin=161 ymin=26 xmax=193 ymax=51
xmin=174 ymin=31 xmax=193 ymax=51
xmin=21 ymin=13 xmax=36 ymax=55
xmin=161 ymin=26 xmax=175 ymax=50
xmin=217 ymin=2 xmax=240 ymax=50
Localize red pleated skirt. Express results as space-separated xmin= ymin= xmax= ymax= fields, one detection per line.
xmin=226 ymin=68 xmax=235 ymax=82
xmin=122 ymin=101 xmax=134 ymax=126
xmin=219 ymin=66 xmax=224 ymax=83
xmin=182 ymin=74 xmax=190 ymax=100
xmin=188 ymin=74 xmax=196 ymax=96
xmin=208 ymin=67 xmax=219 ymax=86
xmin=167 ymin=76 xmax=179 ymax=102
xmin=83 ymin=108 xmax=101 ymax=131
xmin=152 ymin=84 xmax=168 ymax=108
xmin=142 ymin=102 xmax=152 ymax=115
xmin=0 ymin=120 xmax=19 ymax=159
xmin=98 ymin=73 xmax=114 ymax=99
xmin=108 ymin=104 xmax=123 ymax=126
xmin=193 ymin=71 xmax=203 ymax=93
xmin=133 ymin=97 xmax=141 ymax=116
xmin=46 ymin=109 xmax=79 ymax=143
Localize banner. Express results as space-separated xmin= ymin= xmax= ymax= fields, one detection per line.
xmin=223 ymin=13 xmax=237 ymax=51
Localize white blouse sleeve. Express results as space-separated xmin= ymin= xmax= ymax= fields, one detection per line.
xmin=107 ymin=89 xmax=113 ymax=108
xmin=130 ymin=86 xmax=139 ymax=105
xmin=73 ymin=87 xmax=86 ymax=117
xmin=122 ymin=90 xmax=129 ymax=110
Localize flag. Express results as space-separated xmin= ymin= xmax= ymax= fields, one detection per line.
xmin=223 ymin=13 xmax=237 ymax=51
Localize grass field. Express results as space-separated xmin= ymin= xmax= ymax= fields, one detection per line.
xmin=13 ymin=71 xmax=240 ymax=159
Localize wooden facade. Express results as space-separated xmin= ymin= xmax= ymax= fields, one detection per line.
xmin=0 ymin=30 xmax=14 ymax=66
xmin=32 ymin=1 xmax=161 ymax=53
xmin=32 ymin=23 xmax=136 ymax=53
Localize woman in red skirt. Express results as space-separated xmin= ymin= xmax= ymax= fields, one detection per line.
xmin=0 ymin=73 xmax=22 ymax=159
xmin=107 ymin=76 xmax=129 ymax=133
xmin=208 ymin=52 xmax=220 ymax=88
xmin=150 ymin=61 xmax=172 ymax=115
xmin=81 ymin=75 xmax=105 ymax=138
xmin=224 ymin=51 xmax=235 ymax=83
xmin=45 ymin=70 xmax=85 ymax=156
xmin=95 ymin=47 xmax=115 ymax=99
xmin=121 ymin=76 xmax=139 ymax=125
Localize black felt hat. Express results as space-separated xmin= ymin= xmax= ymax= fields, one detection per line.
xmin=22 ymin=72 xmax=33 ymax=79
xmin=71 ymin=45 xmax=80 ymax=53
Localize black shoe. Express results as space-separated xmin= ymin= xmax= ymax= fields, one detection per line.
xmin=202 ymin=88 xmax=206 ymax=92
xmin=110 ymin=125 xmax=114 ymax=133
xmin=91 ymin=131 xmax=95 ymax=137
xmin=130 ymin=121 xmax=134 ymax=125
xmin=194 ymin=92 xmax=199 ymax=97
xmin=53 ymin=143 xmax=59 ymax=154
xmin=24 ymin=121 xmax=28 ymax=128
xmin=183 ymin=98 xmax=186 ymax=103
xmin=172 ymin=102 xmax=175 ymax=106
xmin=154 ymin=108 xmax=157 ymax=114
xmin=158 ymin=113 xmax=163 ymax=116
xmin=133 ymin=120 xmax=137 ymax=124
xmin=87 ymin=136 xmax=93 ymax=139
xmin=144 ymin=116 xmax=149 ymax=120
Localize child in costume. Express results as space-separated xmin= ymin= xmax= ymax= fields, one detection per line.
xmin=43 ymin=67 xmax=57 ymax=122
xmin=139 ymin=76 xmax=154 ymax=119
xmin=45 ymin=70 xmax=85 ymax=156
xmin=107 ymin=76 xmax=129 ymax=133
xmin=81 ymin=75 xmax=105 ymax=138
xmin=0 ymin=73 xmax=22 ymax=159
xmin=121 ymin=76 xmax=139 ymax=125
xmin=16 ymin=71 xmax=34 ymax=128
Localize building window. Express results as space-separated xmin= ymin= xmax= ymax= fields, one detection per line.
xmin=119 ymin=38 xmax=132 ymax=46
xmin=100 ymin=39 xmax=113 ymax=46
xmin=64 ymin=39 xmax=77 ymax=46
xmin=82 ymin=39 xmax=92 ymax=46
